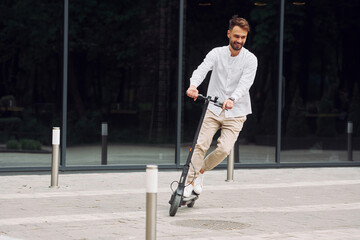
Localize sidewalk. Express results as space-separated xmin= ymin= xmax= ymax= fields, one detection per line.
xmin=0 ymin=167 xmax=360 ymax=240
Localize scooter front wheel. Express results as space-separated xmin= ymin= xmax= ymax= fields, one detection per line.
xmin=169 ymin=194 xmax=181 ymax=216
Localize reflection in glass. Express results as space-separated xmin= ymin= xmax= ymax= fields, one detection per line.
xmin=281 ymin=0 xmax=360 ymax=162
xmin=65 ymin=0 xmax=179 ymax=166
xmin=0 ymin=1 xmax=62 ymax=167
xmin=182 ymin=0 xmax=279 ymax=165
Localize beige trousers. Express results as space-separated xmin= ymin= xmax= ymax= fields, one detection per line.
xmin=187 ymin=109 xmax=246 ymax=182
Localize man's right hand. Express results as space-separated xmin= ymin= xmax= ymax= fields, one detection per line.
xmin=186 ymin=85 xmax=199 ymax=101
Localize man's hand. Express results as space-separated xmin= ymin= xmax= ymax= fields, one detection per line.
xmin=222 ymin=98 xmax=234 ymax=110
xmin=186 ymin=85 xmax=199 ymax=101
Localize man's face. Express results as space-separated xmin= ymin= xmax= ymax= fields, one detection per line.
xmin=227 ymin=26 xmax=248 ymax=51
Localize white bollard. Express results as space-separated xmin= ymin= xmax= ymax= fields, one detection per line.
xmin=50 ymin=127 xmax=60 ymax=187
xmin=146 ymin=165 xmax=158 ymax=240
xmin=226 ymin=147 xmax=234 ymax=182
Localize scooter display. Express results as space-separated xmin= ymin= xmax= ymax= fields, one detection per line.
xmin=168 ymin=94 xmax=224 ymax=217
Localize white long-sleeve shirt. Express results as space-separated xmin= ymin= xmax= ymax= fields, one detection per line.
xmin=190 ymin=46 xmax=258 ymax=118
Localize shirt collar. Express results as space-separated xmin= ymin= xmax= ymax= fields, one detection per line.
xmin=227 ymin=45 xmax=243 ymax=57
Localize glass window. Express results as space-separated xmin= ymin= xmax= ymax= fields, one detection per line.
xmin=182 ymin=0 xmax=279 ymax=165
xmin=281 ymin=0 xmax=360 ymax=162
xmin=66 ymin=0 xmax=179 ymax=166
xmin=0 ymin=1 xmax=62 ymax=167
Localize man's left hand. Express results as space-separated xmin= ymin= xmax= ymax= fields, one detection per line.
xmin=222 ymin=98 xmax=234 ymax=110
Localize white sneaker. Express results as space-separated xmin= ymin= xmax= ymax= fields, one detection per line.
xmin=183 ymin=183 xmax=194 ymax=198
xmin=193 ymin=174 xmax=204 ymax=195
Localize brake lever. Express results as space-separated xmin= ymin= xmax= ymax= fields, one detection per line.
xmin=194 ymin=94 xmax=228 ymax=110
xmin=210 ymin=96 xmax=228 ymax=110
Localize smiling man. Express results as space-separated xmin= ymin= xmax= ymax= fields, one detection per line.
xmin=184 ymin=15 xmax=258 ymax=198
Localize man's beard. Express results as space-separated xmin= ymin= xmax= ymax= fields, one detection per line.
xmin=230 ymin=40 xmax=243 ymax=51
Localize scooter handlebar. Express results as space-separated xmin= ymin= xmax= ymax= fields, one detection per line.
xmin=197 ymin=94 xmax=224 ymax=109
xmin=196 ymin=94 xmax=207 ymax=101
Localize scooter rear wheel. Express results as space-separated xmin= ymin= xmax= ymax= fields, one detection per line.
xmin=169 ymin=194 xmax=181 ymax=216
xmin=187 ymin=201 xmax=195 ymax=208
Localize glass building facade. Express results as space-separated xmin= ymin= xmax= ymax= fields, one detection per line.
xmin=0 ymin=0 xmax=359 ymax=171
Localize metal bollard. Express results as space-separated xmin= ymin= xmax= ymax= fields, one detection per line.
xmin=226 ymin=147 xmax=234 ymax=182
xmin=101 ymin=122 xmax=108 ymax=165
xmin=146 ymin=165 xmax=158 ymax=240
xmin=50 ymin=127 xmax=60 ymax=187
xmin=348 ymin=121 xmax=353 ymax=161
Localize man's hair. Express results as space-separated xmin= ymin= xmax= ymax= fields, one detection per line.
xmin=229 ymin=15 xmax=250 ymax=32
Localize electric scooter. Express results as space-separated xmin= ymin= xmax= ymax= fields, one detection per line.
xmin=169 ymin=94 xmax=224 ymax=217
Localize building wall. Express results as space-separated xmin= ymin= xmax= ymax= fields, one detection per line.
xmin=0 ymin=0 xmax=359 ymax=170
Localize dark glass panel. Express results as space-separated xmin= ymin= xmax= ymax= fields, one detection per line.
xmin=281 ymin=0 xmax=360 ymax=162
xmin=182 ymin=0 xmax=279 ymax=164
xmin=66 ymin=0 xmax=179 ymax=166
xmin=0 ymin=1 xmax=62 ymax=167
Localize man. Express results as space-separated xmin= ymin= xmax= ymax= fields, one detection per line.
xmin=184 ymin=15 xmax=258 ymax=197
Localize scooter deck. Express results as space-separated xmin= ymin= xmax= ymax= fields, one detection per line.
xmin=183 ymin=194 xmax=198 ymax=202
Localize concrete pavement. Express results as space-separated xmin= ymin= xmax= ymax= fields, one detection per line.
xmin=0 ymin=167 xmax=360 ymax=239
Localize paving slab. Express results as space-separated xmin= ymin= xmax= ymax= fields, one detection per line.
xmin=0 ymin=167 xmax=359 ymax=239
